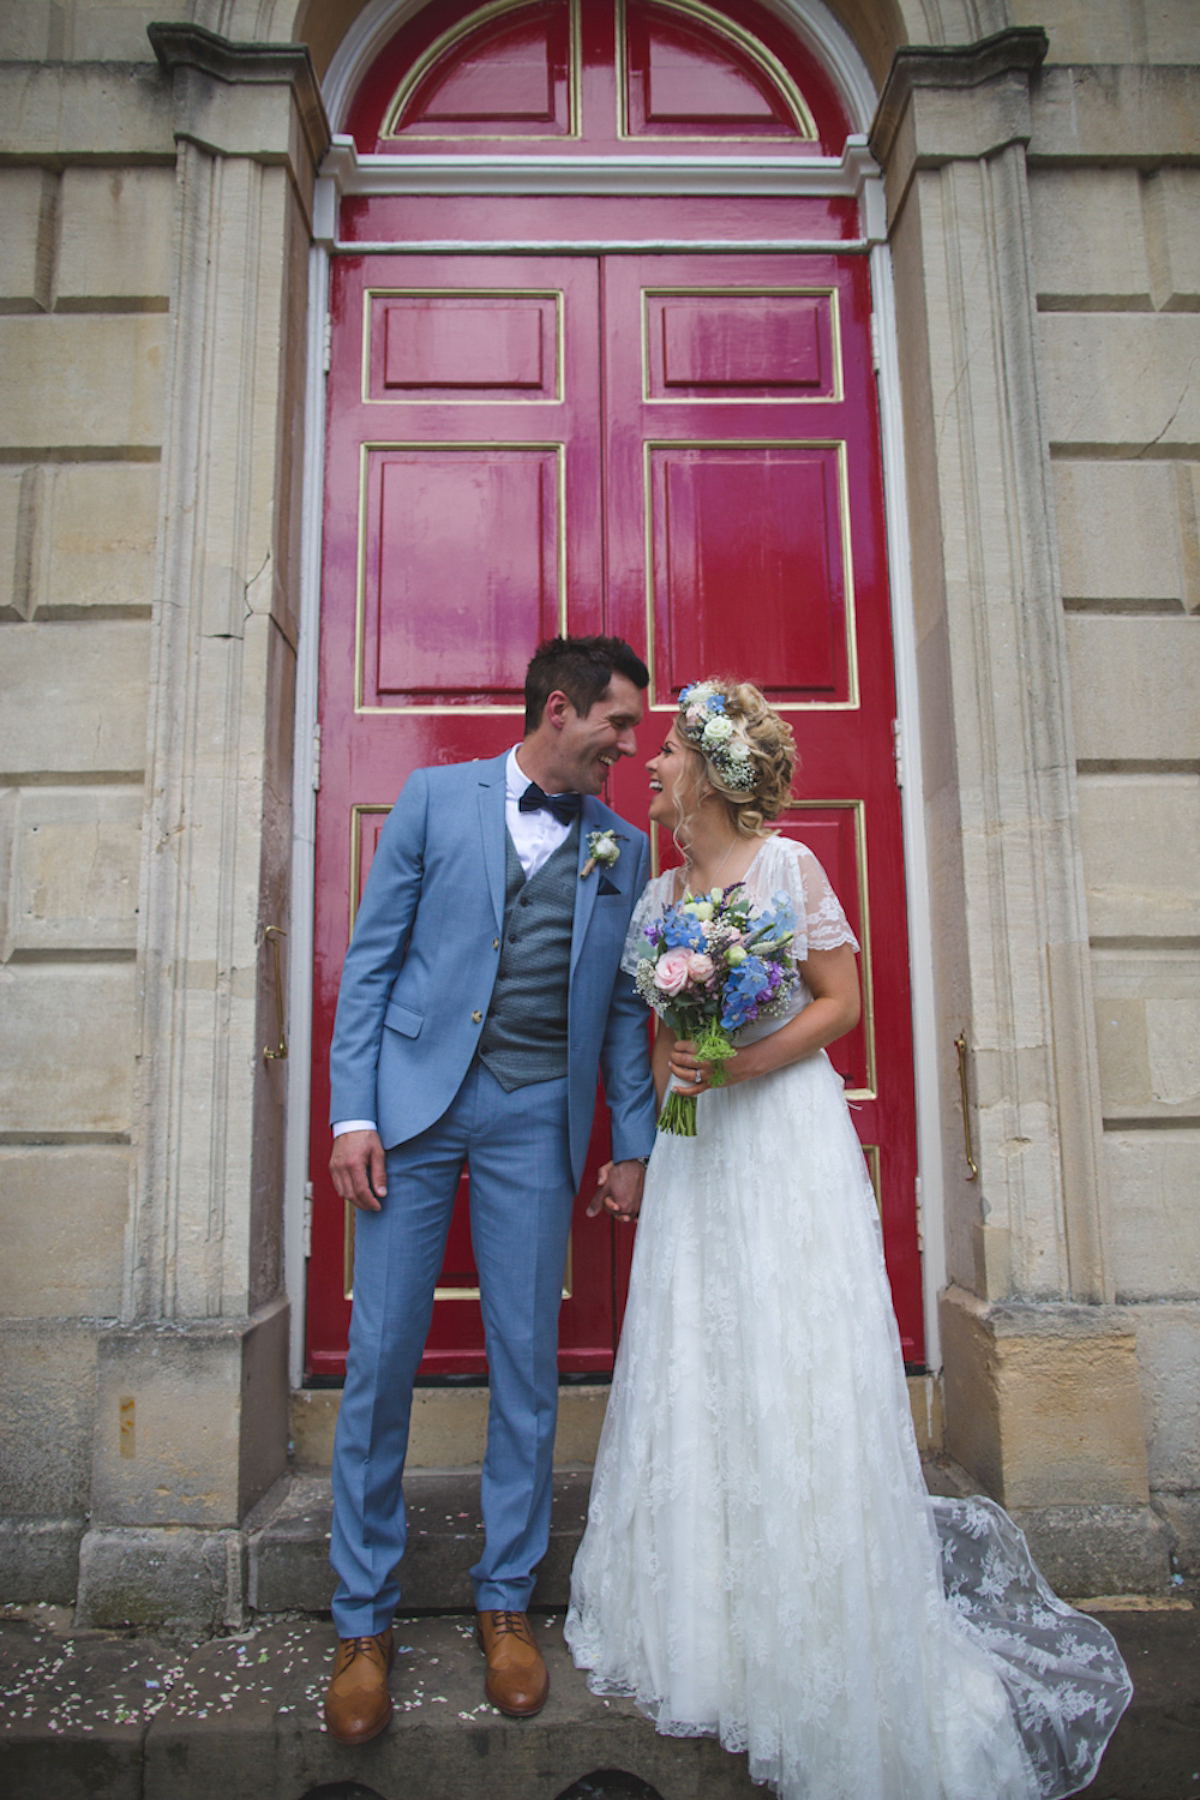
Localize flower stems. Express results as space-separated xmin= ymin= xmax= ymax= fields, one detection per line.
xmin=657 ymin=1090 xmax=698 ymax=1136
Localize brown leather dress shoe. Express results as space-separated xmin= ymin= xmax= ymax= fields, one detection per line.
xmin=477 ymin=1609 xmax=549 ymax=1717
xmin=323 ymin=1627 xmax=395 ymax=1745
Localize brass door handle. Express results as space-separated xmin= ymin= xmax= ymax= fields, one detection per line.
xmin=263 ymin=925 xmax=288 ymax=1063
xmin=954 ymin=1032 xmax=978 ymax=1181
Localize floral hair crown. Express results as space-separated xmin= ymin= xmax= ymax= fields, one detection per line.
xmin=677 ymin=681 xmax=757 ymax=793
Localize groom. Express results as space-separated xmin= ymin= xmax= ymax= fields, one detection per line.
xmin=324 ymin=635 xmax=658 ymax=1745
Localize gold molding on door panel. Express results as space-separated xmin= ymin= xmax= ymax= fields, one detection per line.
xmin=784 ymin=796 xmax=875 ymax=1099
xmin=862 ymin=1143 xmax=881 ymax=1216
xmin=381 ymin=0 xmax=582 ymax=142
xmin=639 ymin=285 xmax=843 ymax=405
xmin=641 ymin=438 xmax=859 ymax=712
xmin=349 ymin=803 xmax=393 ymax=937
xmin=345 ymin=1206 xmax=574 ymax=1302
xmin=361 ymin=287 xmax=565 ymax=407
xmin=615 ymin=0 xmax=818 ymax=142
xmin=355 ymin=440 xmax=567 ymax=715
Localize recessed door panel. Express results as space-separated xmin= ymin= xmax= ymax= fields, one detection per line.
xmin=370 ymin=291 xmax=560 ymax=400
xmin=365 ymin=446 xmax=561 ymax=703
xmin=648 ymin=290 xmax=836 ymax=400
xmin=382 ymin=0 xmax=577 ymax=139
xmin=620 ymin=0 xmax=817 ymax=140
xmin=651 ymin=443 xmax=848 ymax=701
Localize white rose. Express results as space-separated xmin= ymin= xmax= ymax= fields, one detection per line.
xmin=702 ymin=716 xmax=734 ymax=748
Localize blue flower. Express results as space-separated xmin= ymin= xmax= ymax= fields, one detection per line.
xmin=660 ymin=906 xmax=708 ymax=952
xmin=720 ymin=955 xmax=771 ymax=1029
xmin=766 ymin=893 xmax=797 ymax=935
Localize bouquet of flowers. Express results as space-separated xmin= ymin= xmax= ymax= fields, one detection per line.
xmin=633 ymin=883 xmax=800 ymax=1135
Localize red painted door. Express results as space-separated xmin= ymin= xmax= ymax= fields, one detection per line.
xmin=601 ymin=253 xmax=921 ymax=1359
xmin=308 ymin=252 xmax=623 ymax=1377
xmin=307 ymin=242 xmax=923 ymax=1376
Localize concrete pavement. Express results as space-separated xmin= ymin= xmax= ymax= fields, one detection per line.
xmin=2 ymin=1594 xmax=1197 ymax=1800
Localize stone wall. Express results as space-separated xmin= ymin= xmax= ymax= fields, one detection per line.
xmin=0 ymin=28 xmax=177 ymax=1596
xmin=1022 ymin=5 xmax=1200 ymax=1566
xmin=871 ymin=3 xmax=1199 ymax=1590
xmin=0 ymin=6 xmax=324 ymax=1616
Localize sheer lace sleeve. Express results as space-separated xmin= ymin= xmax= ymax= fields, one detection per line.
xmin=748 ymin=836 xmax=859 ymax=961
xmin=621 ymin=870 xmax=677 ymax=975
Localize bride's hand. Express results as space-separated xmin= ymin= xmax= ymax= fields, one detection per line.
xmin=669 ymin=1039 xmax=723 ymax=1095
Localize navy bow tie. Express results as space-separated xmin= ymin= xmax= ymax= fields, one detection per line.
xmin=518 ymin=782 xmax=582 ymax=826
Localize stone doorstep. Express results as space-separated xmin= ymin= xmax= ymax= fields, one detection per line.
xmin=69 ymin=1458 xmax=976 ymax=1633
xmin=288 ymin=1376 xmax=947 ymax=1473
xmin=246 ymin=1469 xmax=593 ymax=1616
xmin=248 ymin=1456 xmax=978 ymax=1618
xmin=1 ymin=1602 xmax=1198 ymax=1800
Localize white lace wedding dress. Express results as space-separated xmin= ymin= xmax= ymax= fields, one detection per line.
xmin=566 ymin=837 xmax=1131 ymax=1800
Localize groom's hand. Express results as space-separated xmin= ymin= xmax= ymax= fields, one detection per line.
xmin=587 ymin=1158 xmax=645 ymax=1223
xmin=330 ymin=1129 xmax=387 ymax=1211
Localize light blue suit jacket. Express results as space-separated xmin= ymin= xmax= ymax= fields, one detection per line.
xmin=329 ymin=753 xmax=657 ymax=1187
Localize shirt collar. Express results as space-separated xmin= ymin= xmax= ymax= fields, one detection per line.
xmin=505 ymin=745 xmax=527 ymax=801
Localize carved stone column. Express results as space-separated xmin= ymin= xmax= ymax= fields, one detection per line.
xmin=871 ymin=30 xmax=1166 ymax=1590
xmin=76 ymin=25 xmax=330 ymax=1627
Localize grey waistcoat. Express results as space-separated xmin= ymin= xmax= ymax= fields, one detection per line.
xmin=478 ymin=824 xmax=579 ymax=1092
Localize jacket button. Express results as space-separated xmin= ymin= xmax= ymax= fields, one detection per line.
xmin=471 ymin=1009 xmax=483 ymax=1023
xmin=493 ymin=937 xmax=500 ymax=950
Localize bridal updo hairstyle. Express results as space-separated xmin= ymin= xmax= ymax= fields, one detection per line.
xmin=675 ymin=679 xmax=796 ymax=839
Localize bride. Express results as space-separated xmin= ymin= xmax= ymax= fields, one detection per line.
xmin=565 ymin=679 xmax=1131 ymax=1800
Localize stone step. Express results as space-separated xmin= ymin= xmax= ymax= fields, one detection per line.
xmin=287 ymin=1376 xmax=946 ymax=1473
xmin=246 ymin=1470 xmax=592 ymax=1616
xmin=248 ymin=1457 xmax=979 ymax=1618
xmin=1 ymin=1599 xmax=1196 ymax=1800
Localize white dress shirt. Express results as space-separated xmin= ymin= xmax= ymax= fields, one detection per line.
xmin=333 ymin=747 xmax=575 ymax=1138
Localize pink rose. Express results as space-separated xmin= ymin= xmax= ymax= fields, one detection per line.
xmin=653 ymin=948 xmax=692 ymax=995
xmin=686 ymin=952 xmax=715 ymax=983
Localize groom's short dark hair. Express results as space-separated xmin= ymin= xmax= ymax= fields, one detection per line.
xmin=524 ymin=636 xmax=649 ymax=731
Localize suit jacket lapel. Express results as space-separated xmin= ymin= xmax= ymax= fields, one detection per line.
xmin=570 ymin=797 xmax=602 ymax=977
xmin=476 ymin=755 xmax=509 ymax=933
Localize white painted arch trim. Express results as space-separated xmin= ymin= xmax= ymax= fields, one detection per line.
xmin=286 ymin=0 xmax=947 ymax=1385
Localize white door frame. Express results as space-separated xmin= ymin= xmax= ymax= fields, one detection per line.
xmin=283 ymin=0 xmax=946 ymax=1387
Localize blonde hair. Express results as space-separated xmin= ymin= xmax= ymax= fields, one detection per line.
xmin=675 ymin=678 xmax=796 ymax=838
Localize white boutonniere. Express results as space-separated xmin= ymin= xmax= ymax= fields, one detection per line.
xmin=580 ymin=829 xmax=620 ymax=881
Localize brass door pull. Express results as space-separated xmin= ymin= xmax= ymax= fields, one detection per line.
xmin=954 ymin=1032 xmax=978 ymax=1181
xmin=263 ymin=925 xmax=288 ymax=1063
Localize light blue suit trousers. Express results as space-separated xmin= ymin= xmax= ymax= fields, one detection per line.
xmin=331 ymin=1061 xmax=575 ymax=1630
